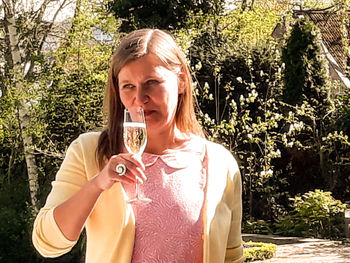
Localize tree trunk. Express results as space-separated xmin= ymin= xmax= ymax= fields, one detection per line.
xmin=6 ymin=11 xmax=40 ymax=212
xmin=19 ymin=102 xmax=40 ymax=213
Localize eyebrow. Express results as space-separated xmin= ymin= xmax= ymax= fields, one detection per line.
xmin=119 ymin=79 xmax=130 ymax=85
xmin=119 ymin=74 xmax=162 ymax=84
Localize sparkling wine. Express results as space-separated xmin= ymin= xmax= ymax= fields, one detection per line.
xmin=123 ymin=122 xmax=147 ymax=155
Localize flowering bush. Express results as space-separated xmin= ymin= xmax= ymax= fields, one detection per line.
xmin=243 ymin=241 xmax=277 ymax=261
xmin=178 ymin=14 xmax=350 ymax=225
xmin=275 ymin=190 xmax=346 ymax=238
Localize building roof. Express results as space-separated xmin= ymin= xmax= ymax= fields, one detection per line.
xmin=295 ymin=9 xmax=349 ymax=73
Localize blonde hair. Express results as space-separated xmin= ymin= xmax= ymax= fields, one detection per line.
xmin=97 ymin=28 xmax=203 ymax=167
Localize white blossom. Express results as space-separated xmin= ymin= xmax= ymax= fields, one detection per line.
xmin=195 ymin=61 xmax=202 ymax=71
xmin=240 ymin=95 xmax=245 ymax=102
xmin=260 ymin=169 xmax=273 ymax=177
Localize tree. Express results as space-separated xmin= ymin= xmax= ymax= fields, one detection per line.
xmin=282 ymin=18 xmax=329 ymax=106
xmin=35 ymin=0 xmax=118 ymax=183
xmin=108 ymin=0 xmax=225 ymax=32
xmin=0 ymin=0 xmax=76 ymax=212
xmin=1 ymin=0 xmax=119 ymax=261
xmin=280 ymin=16 xmax=350 ymax=200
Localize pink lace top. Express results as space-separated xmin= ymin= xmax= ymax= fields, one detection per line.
xmin=123 ymin=136 xmax=207 ymax=263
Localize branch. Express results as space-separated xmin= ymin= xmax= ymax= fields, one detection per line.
xmin=38 ymin=0 xmax=74 ymax=53
xmin=52 ymin=0 xmax=73 ymax=21
xmin=33 ymin=0 xmax=53 ymax=22
xmin=2 ymin=0 xmax=13 ymax=16
xmin=33 ymin=147 xmax=65 ymax=159
xmin=46 ymin=31 xmax=67 ymax=39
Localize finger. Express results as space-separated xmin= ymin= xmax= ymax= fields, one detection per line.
xmin=122 ymin=162 xmax=145 ymax=184
xmin=107 ymin=156 xmax=133 ymax=183
xmin=110 ymin=156 xmax=145 ymax=184
xmin=111 ymin=174 xmax=134 ymax=184
xmin=110 ymin=154 xmax=147 ymax=183
xmin=130 ymin=154 xmax=146 ymax=170
xmin=117 ymin=155 xmax=147 ymax=182
xmin=113 ymin=153 xmax=145 ymax=171
xmin=134 ymin=167 xmax=147 ymax=183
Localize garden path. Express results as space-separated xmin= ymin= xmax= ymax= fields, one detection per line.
xmin=243 ymin=234 xmax=350 ymax=263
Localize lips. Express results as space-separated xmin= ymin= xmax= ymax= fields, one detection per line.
xmin=143 ymin=110 xmax=155 ymax=118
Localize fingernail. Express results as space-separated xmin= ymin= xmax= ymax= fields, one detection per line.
xmin=136 ymin=168 xmax=147 ymax=179
xmin=137 ymin=177 xmax=144 ymax=184
xmin=141 ymin=172 xmax=147 ymax=181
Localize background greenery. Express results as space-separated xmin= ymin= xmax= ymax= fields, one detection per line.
xmin=0 ymin=0 xmax=349 ymax=262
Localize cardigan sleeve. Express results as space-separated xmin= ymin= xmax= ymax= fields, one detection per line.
xmin=225 ymin=156 xmax=245 ymax=263
xmin=32 ymin=135 xmax=90 ymax=257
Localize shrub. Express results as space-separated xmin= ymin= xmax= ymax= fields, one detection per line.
xmin=243 ymin=241 xmax=277 ymax=261
xmin=242 ymin=219 xmax=273 ymax=235
xmin=275 ymin=189 xmax=346 ymax=238
xmin=0 ymin=174 xmax=35 ymax=263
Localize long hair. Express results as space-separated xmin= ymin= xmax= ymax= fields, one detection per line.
xmin=97 ymin=28 xmax=203 ymax=168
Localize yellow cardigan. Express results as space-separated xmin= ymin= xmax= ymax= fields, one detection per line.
xmin=32 ymin=132 xmax=245 ymax=263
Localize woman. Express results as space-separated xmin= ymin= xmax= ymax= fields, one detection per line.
xmin=32 ymin=28 xmax=245 ymax=263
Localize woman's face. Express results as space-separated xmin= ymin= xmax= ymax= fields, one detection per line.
xmin=118 ymin=53 xmax=184 ymax=135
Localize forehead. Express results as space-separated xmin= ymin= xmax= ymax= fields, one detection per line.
xmin=119 ymin=54 xmax=176 ymax=79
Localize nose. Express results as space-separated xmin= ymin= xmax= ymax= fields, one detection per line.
xmin=134 ymin=86 xmax=149 ymax=106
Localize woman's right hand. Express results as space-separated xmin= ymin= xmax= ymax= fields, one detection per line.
xmin=52 ymin=153 xmax=146 ymax=241
xmin=94 ymin=153 xmax=147 ymax=191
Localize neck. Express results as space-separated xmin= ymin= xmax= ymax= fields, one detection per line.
xmin=146 ymin=125 xmax=189 ymax=155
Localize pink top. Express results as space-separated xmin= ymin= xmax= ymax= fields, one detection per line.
xmin=123 ymin=136 xmax=207 ymax=263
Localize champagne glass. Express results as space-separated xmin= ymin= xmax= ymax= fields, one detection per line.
xmin=123 ymin=107 xmax=151 ymax=203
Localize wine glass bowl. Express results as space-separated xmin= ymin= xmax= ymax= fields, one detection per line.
xmin=123 ymin=107 xmax=151 ymax=203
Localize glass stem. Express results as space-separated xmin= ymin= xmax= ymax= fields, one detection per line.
xmin=135 ymin=153 xmax=142 ymax=199
xmin=135 ymin=182 xmax=140 ymax=199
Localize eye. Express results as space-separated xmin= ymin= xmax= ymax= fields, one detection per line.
xmin=146 ymin=79 xmax=160 ymax=85
xmin=121 ymin=83 xmax=134 ymax=90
